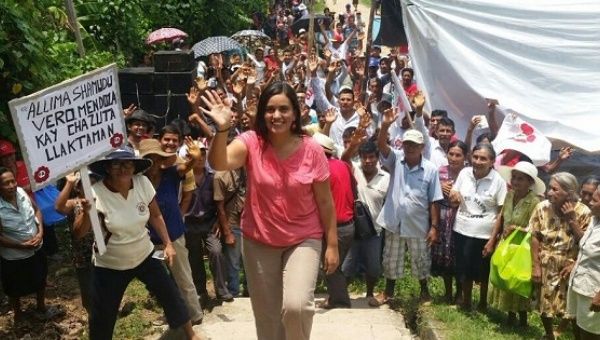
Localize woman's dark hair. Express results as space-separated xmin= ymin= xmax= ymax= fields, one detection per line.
xmin=255 ymin=81 xmax=303 ymax=143
xmin=472 ymin=143 xmax=496 ymax=162
xmin=448 ymin=140 xmax=468 ymax=157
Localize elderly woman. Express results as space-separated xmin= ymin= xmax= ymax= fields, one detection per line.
xmin=566 ymin=185 xmax=600 ymax=339
xmin=530 ymin=172 xmax=591 ymax=340
xmin=450 ymin=143 xmax=507 ymax=311
xmin=81 ymin=147 xmax=200 ymax=340
xmin=0 ymin=167 xmax=57 ymax=322
xmin=484 ymin=162 xmax=545 ymax=327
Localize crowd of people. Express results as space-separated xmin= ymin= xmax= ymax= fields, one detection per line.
xmin=1 ymin=1 xmax=599 ymax=340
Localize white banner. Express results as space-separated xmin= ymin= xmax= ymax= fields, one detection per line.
xmin=492 ymin=109 xmax=552 ymax=166
xmin=9 ymin=64 xmax=126 ymax=190
xmin=402 ymin=0 xmax=600 ymax=152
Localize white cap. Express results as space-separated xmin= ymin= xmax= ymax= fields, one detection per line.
xmin=402 ymin=129 xmax=424 ymax=144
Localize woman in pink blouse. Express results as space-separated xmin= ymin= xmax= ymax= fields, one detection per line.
xmin=201 ymin=82 xmax=339 ymax=340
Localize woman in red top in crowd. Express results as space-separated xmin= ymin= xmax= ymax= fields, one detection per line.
xmin=202 ymin=82 xmax=339 ymax=340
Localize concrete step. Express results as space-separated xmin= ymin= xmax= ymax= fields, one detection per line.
xmin=194 ymin=295 xmax=414 ymax=340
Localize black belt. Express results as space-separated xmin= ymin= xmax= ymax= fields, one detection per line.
xmin=337 ymin=219 xmax=354 ymax=227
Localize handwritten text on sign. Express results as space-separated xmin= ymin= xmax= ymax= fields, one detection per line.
xmin=9 ymin=64 xmax=126 ymax=190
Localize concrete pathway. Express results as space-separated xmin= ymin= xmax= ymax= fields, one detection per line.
xmin=194 ymin=295 xmax=414 ymax=340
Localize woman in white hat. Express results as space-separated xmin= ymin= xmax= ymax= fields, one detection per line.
xmin=484 ymin=161 xmax=545 ymax=327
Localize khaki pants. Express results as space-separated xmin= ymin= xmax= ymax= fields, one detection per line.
xmin=243 ymin=237 xmax=322 ymax=340
xmin=168 ymin=236 xmax=204 ymax=322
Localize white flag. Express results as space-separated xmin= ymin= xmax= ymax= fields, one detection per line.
xmin=396 ymin=86 xmax=413 ymax=114
xmin=492 ymin=108 xmax=551 ymax=166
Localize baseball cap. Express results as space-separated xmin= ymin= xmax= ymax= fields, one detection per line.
xmin=368 ymin=57 xmax=379 ymax=68
xmin=298 ymin=28 xmax=307 ymax=35
xmin=402 ymin=129 xmax=424 ymax=144
xmin=0 ymin=140 xmax=16 ymax=157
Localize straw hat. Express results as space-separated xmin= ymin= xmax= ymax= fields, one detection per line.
xmin=497 ymin=161 xmax=546 ymax=195
xmin=312 ymin=132 xmax=336 ymax=154
xmin=138 ymin=139 xmax=177 ymax=166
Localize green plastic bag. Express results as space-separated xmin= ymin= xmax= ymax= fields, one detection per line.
xmin=489 ymin=229 xmax=533 ymax=298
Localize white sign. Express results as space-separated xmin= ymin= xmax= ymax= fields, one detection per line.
xmin=9 ymin=64 xmax=126 ymax=190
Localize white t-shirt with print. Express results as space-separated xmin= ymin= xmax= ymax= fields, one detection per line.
xmin=92 ymin=174 xmax=156 ymax=270
xmin=452 ymin=167 xmax=507 ymax=239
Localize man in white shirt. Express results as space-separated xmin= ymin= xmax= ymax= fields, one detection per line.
xmin=309 ymin=73 xmax=373 ymax=148
xmin=340 ymin=141 xmax=390 ymax=307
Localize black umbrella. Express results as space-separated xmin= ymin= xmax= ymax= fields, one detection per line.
xmin=192 ymin=36 xmax=243 ymax=58
xmin=290 ymin=13 xmax=330 ymax=35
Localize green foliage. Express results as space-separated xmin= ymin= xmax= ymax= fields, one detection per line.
xmin=0 ymin=0 xmax=269 ymax=143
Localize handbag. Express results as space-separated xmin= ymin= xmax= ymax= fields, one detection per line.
xmin=489 ymin=229 xmax=533 ymax=298
xmin=348 ymin=164 xmax=377 ymax=240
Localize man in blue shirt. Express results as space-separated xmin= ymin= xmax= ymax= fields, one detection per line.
xmin=139 ymin=138 xmax=204 ymax=325
xmin=375 ymin=108 xmax=443 ymax=305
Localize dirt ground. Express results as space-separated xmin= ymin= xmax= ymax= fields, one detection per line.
xmin=0 ymin=258 xmax=89 ymax=339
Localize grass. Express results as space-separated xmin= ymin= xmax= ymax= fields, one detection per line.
xmin=342 ymin=272 xmax=575 ymax=340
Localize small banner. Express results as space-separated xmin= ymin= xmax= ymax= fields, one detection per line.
xmin=492 ymin=108 xmax=551 ymax=166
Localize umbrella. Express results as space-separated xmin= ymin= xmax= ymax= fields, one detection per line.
xmin=192 ymin=36 xmax=243 ymax=58
xmin=291 ymin=13 xmax=330 ymax=35
xmin=231 ymin=30 xmax=271 ymax=50
xmin=146 ymin=28 xmax=188 ymax=45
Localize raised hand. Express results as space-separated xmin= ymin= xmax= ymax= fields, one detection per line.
xmin=487 ymin=98 xmax=499 ymax=114
xmin=186 ymin=86 xmax=201 ymax=108
xmin=382 ymin=107 xmax=399 ymax=126
xmin=469 ymin=116 xmax=482 ymax=130
xmin=324 ymin=107 xmax=338 ymax=124
xmin=308 ymin=55 xmax=319 ymax=74
xmin=195 ymin=77 xmax=208 ymax=91
xmin=66 ymin=171 xmax=80 ymax=184
xmin=349 ymin=128 xmax=367 ymax=147
xmin=184 ymin=136 xmax=201 ymax=161
xmin=200 ymin=90 xmax=233 ymax=130
xmin=123 ymin=103 xmax=137 ymax=118
xmin=355 ymin=62 xmax=365 ymax=77
xmin=559 ymin=147 xmax=573 ymax=160
xmin=232 ymin=79 xmax=246 ymax=96
xmin=411 ymin=91 xmax=426 ymax=111
xmin=328 ymin=60 xmax=337 ymax=74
